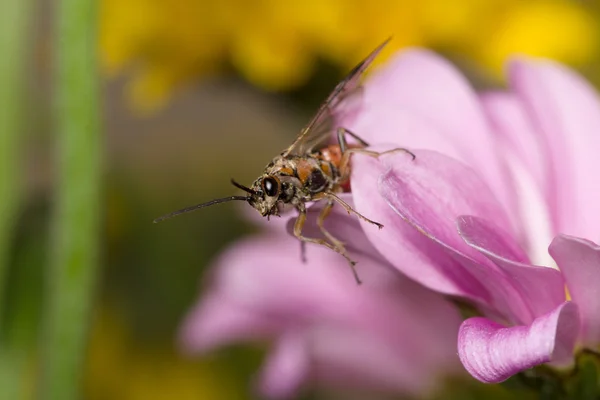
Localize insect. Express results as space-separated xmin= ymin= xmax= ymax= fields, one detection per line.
xmin=154 ymin=38 xmax=414 ymax=283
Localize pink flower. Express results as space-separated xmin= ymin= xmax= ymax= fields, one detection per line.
xmin=179 ymin=203 xmax=463 ymax=398
xmin=331 ymin=49 xmax=600 ymax=383
xmin=180 ymin=46 xmax=600 ymax=395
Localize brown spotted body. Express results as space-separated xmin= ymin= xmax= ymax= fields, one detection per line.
xmin=249 ymin=147 xmax=348 ymax=217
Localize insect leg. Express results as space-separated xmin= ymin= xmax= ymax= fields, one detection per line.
xmin=350 ymin=147 xmax=416 ymax=160
xmin=293 ymin=205 xmax=362 ymax=284
xmin=339 ymin=146 xmax=416 ymax=173
xmin=335 ymin=127 xmax=415 ymax=183
xmin=336 ymin=127 xmax=370 ymax=150
xmin=317 ymin=200 xmax=345 ymax=249
xmin=338 ymin=146 xmax=415 ymax=184
xmin=324 ymin=192 xmax=384 ymax=230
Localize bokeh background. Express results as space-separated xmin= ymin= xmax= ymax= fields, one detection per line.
xmin=2 ymin=0 xmax=600 ymax=399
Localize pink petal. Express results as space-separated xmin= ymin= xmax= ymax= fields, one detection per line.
xmin=457 ymin=215 xmax=529 ymax=263
xmin=480 ymin=92 xmax=548 ymax=199
xmin=180 ymin=231 xmax=463 ymax=396
xmin=509 ymin=58 xmax=600 ymax=241
xmin=479 ymin=93 xmax=553 ymax=254
xmin=178 ymin=295 xmax=282 ymax=352
xmin=280 ymin=213 xmax=466 ymax=357
xmin=309 ymin=324 xmax=452 ymax=396
xmin=458 ymin=215 xmax=566 ymax=320
xmin=549 ymin=234 xmax=600 ymax=345
xmin=343 ymin=49 xmax=515 ymax=222
xmin=257 ymin=332 xmax=310 ymax=400
xmin=213 ymin=232 xmax=463 ymax=344
xmin=349 ymin=151 xmax=491 ymax=302
xmin=354 ymin=148 xmax=537 ymax=322
xmin=377 ymin=149 xmax=514 ymax=251
xmin=262 ymin=321 xmax=462 ymax=398
xmin=211 ymin=234 xmax=396 ymax=316
xmin=458 ymin=301 xmax=579 ymax=383
xmin=340 ymin=104 xmax=463 ymax=161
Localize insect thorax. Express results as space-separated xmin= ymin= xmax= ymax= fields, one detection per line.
xmin=265 ymin=154 xmax=340 ymax=205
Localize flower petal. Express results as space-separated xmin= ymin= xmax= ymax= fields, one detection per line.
xmin=458 ymin=301 xmax=579 ymax=383
xmin=377 ymin=150 xmax=514 ymax=250
xmin=211 ymin=236 xmax=360 ymax=318
xmin=349 ymin=151 xmax=490 ymax=301
xmin=339 ymin=104 xmax=463 ymax=161
xmin=309 ymin=323 xmax=454 ymax=396
xmin=257 ymin=332 xmax=310 ymax=400
xmin=181 ymin=231 xmax=463 ymax=396
xmin=458 ymin=215 xmax=566 ymax=319
xmin=549 ymin=234 xmax=600 ymax=345
xmin=346 ymin=49 xmax=514 ymax=220
xmin=480 ymin=92 xmax=548 ymax=197
xmin=214 ymin=232 xmax=462 ymax=339
xmin=479 ymin=92 xmax=553 ymax=254
xmin=510 ymin=58 xmax=600 ymax=241
xmin=178 ymin=294 xmax=281 ymax=353
xmin=354 ymin=149 xmax=536 ymax=322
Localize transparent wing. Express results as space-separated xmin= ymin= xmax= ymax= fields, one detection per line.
xmin=282 ymin=38 xmax=391 ymax=157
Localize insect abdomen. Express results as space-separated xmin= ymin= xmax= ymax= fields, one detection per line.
xmin=306 ymin=168 xmax=329 ymax=193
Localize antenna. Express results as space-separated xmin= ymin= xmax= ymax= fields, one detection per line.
xmin=153 ymin=196 xmax=248 ymax=223
xmin=231 ymin=179 xmax=256 ymax=195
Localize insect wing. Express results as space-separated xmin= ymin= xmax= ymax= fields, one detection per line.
xmin=282 ymin=38 xmax=391 ymax=157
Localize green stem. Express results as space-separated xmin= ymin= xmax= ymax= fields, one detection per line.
xmin=41 ymin=0 xmax=101 ymax=398
xmin=0 ymin=0 xmax=32 ymax=397
xmin=0 ymin=0 xmax=31 ymax=334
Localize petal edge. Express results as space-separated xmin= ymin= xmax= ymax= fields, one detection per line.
xmin=458 ymin=301 xmax=579 ymax=383
xmin=549 ymin=234 xmax=600 ymax=345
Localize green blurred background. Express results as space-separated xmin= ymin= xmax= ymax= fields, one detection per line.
xmin=1 ymin=0 xmax=600 ymax=399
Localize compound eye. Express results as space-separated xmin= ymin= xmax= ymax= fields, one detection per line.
xmin=262 ymin=177 xmax=279 ymax=197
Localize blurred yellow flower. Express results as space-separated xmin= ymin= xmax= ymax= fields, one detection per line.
xmin=479 ymin=1 xmax=598 ymax=71
xmin=100 ymin=0 xmax=599 ymax=110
